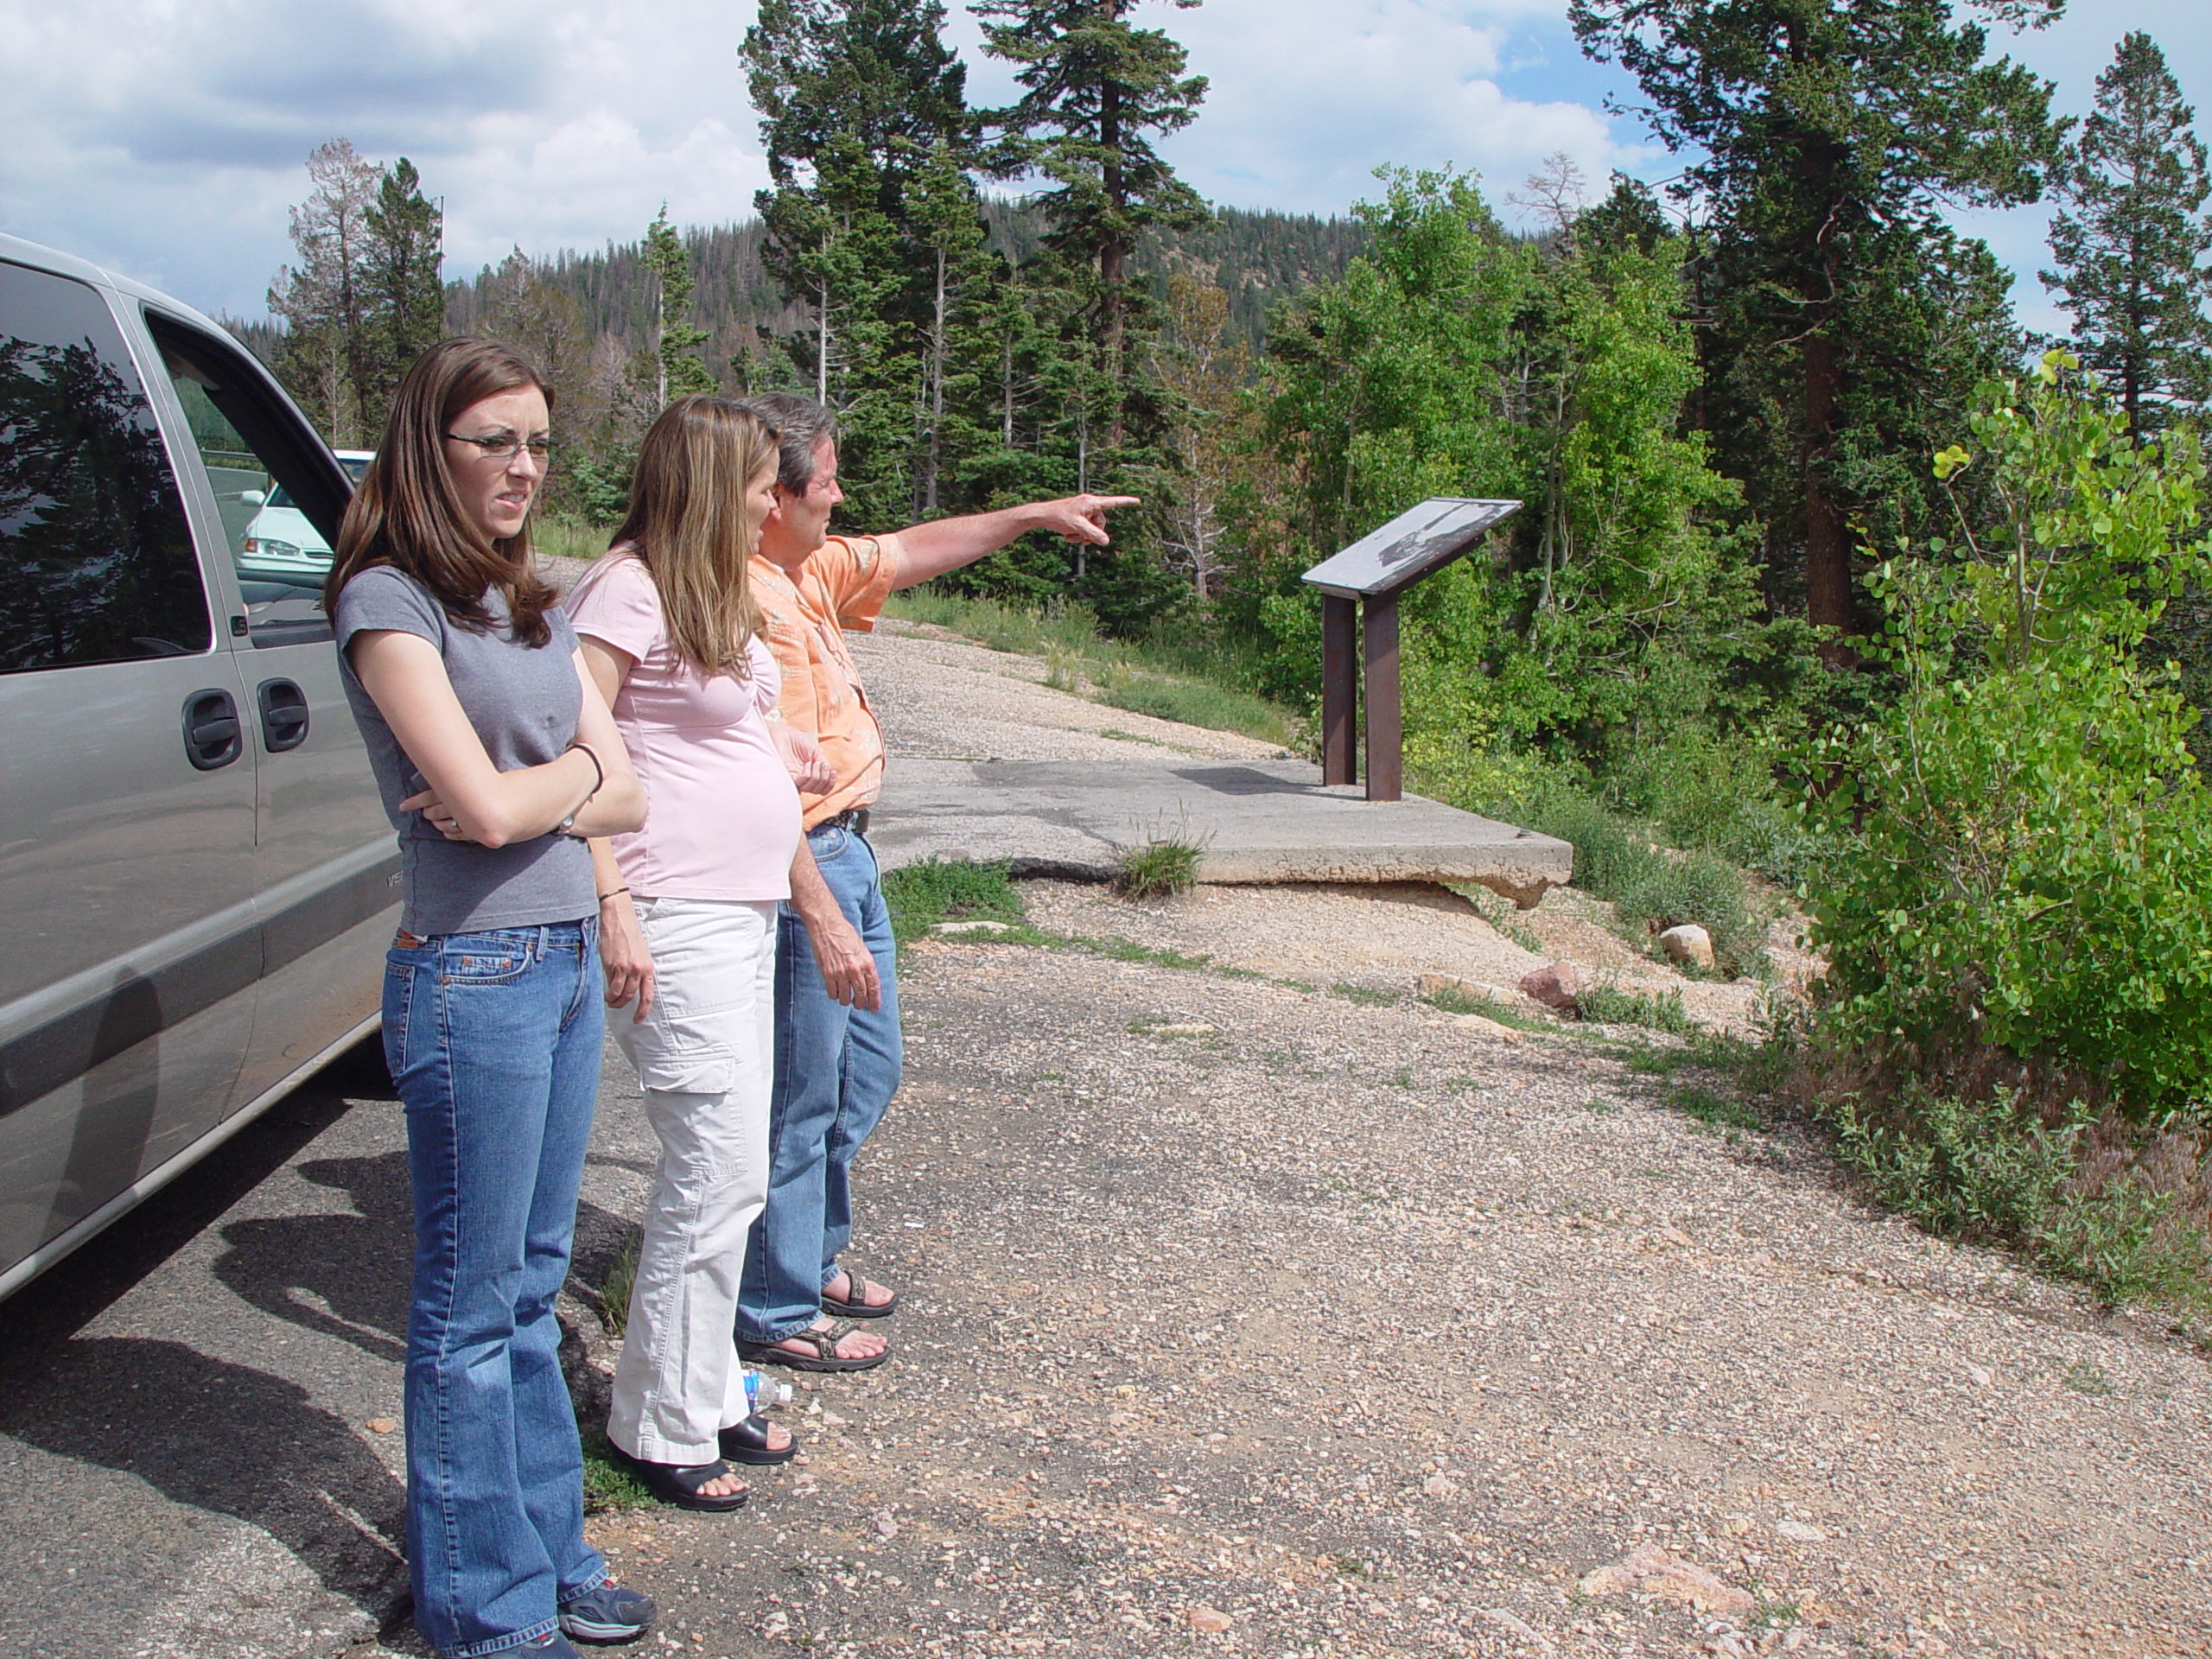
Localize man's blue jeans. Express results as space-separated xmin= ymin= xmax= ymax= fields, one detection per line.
xmin=384 ymin=921 xmax=608 ymax=1658
xmin=736 ymin=823 xmax=902 ymax=1344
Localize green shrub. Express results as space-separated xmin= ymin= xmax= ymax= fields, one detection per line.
xmin=1802 ymin=357 xmax=2212 ymax=1117
xmin=1806 ymin=651 xmax=2212 ymax=1110
xmin=2041 ymin=1175 xmax=2212 ymax=1309
xmin=1827 ymin=1086 xmax=2212 ymax=1310
xmin=1833 ymin=1086 xmax=2083 ymax=1244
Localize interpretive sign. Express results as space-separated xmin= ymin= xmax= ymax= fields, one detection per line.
xmin=1301 ymin=498 xmax=1521 ymax=600
xmin=1300 ymin=497 xmax=1522 ymax=801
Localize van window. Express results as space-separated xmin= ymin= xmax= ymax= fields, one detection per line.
xmin=0 ymin=261 xmax=212 ymax=673
xmin=151 ymin=322 xmax=353 ymax=647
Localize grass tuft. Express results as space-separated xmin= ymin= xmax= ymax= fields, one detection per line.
xmin=881 ymin=857 xmax=1030 ymax=950
xmin=1580 ymin=982 xmax=1691 ymax=1034
xmin=1332 ymin=982 xmax=1398 ymax=1007
xmin=580 ymin=1426 xmax=655 ymax=1513
xmin=594 ymin=1236 xmax=639 ymax=1338
xmin=1668 ymin=1084 xmax=1766 ymax=1134
xmin=1116 ymin=838 xmax=1203 ymax=899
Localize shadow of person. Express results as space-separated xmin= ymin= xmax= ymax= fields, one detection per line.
xmin=209 ymin=1150 xmax=643 ymax=1434
xmin=210 ymin=1152 xmax=414 ymax=1363
xmin=0 ymin=1336 xmax=406 ymax=1615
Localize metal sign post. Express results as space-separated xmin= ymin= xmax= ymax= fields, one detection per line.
xmin=1302 ymin=498 xmax=1521 ymax=803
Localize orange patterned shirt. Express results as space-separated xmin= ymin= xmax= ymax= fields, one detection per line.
xmin=747 ymin=532 xmax=904 ymax=829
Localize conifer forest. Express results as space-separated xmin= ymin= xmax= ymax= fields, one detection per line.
xmin=253 ymin=2 xmax=2212 ymax=1308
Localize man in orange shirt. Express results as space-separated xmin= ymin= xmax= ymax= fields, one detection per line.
xmin=734 ymin=392 xmax=1137 ymax=1371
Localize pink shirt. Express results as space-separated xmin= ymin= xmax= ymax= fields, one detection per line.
xmin=564 ymin=551 xmax=800 ymax=902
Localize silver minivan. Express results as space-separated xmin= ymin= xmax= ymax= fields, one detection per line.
xmin=0 ymin=232 xmax=396 ymax=1298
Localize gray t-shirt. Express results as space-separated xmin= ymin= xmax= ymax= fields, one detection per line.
xmin=334 ymin=565 xmax=595 ymax=936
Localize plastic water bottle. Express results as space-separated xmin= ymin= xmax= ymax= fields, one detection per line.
xmin=740 ymin=1366 xmax=792 ymax=1411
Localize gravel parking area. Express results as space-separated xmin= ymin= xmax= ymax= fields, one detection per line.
xmin=168 ymin=603 xmax=2195 ymax=1659
xmin=472 ymin=925 xmax=2206 ymax=1659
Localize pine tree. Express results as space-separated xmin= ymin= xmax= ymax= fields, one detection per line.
xmin=642 ymin=206 xmax=716 ymax=407
xmin=363 ymin=157 xmax=444 ymax=421
xmin=976 ymin=0 xmax=1210 ymax=448
xmin=907 ymin=138 xmax=999 ymax=513
xmin=1569 ymin=0 xmax=2062 ymax=646
xmin=2042 ymin=32 xmax=2212 ymax=430
xmin=743 ymin=0 xmax=1017 ymax=526
xmin=268 ymin=139 xmax=381 ymax=445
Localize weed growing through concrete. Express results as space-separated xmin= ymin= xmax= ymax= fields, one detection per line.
xmin=1115 ymin=810 xmax=1211 ymax=899
xmin=1116 ymin=837 xmax=1204 ymax=899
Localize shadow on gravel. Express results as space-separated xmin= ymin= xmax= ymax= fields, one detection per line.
xmin=0 ymin=1336 xmax=406 ymax=1611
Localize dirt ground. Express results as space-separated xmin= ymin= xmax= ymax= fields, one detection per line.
xmin=517 ymin=916 xmax=2206 ymax=1659
xmin=360 ymin=613 xmax=2209 ymax=1659
xmin=285 ymin=610 xmax=2202 ymax=1659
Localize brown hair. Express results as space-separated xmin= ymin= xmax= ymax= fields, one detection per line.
xmin=325 ymin=338 xmax=559 ymax=645
xmin=739 ymin=391 xmax=837 ymax=493
xmin=594 ymin=395 xmax=776 ymax=678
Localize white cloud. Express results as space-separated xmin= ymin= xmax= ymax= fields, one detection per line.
xmin=951 ymin=0 xmax=1634 ymax=222
xmin=0 ymin=0 xmax=2201 ymax=328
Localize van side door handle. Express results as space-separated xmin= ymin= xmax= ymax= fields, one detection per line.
xmin=181 ymin=689 xmax=243 ymax=770
xmin=257 ymin=679 xmax=310 ymax=753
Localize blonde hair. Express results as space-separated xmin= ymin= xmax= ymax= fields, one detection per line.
xmin=605 ymin=395 xmax=777 ymax=677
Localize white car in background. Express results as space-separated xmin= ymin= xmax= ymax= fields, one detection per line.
xmin=238 ymin=449 xmax=371 ymax=584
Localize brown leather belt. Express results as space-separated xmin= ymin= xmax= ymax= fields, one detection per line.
xmin=811 ymin=808 xmax=870 ymax=836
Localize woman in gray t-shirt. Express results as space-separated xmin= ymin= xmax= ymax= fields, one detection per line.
xmin=326 ymin=340 xmax=649 ymax=1659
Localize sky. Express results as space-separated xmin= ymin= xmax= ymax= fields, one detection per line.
xmin=0 ymin=0 xmax=2203 ymax=338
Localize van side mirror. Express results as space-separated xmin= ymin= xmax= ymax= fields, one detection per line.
xmin=240 ymin=489 xmax=266 ymax=507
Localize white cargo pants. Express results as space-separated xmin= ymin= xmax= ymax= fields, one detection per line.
xmin=605 ymin=895 xmax=779 ymax=1464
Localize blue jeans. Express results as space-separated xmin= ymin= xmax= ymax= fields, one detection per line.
xmin=736 ymin=823 xmax=902 ymax=1344
xmin=384 ymin=921 xmax=608 ymax=1658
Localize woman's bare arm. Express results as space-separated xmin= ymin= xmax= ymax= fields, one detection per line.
xmin=347 ymin=630 xmax=643 ymax=847
xmin=567 ymin=644 xmax=643 ymax=836
xmin=574 ymin=634 xmax=653 ymax=1019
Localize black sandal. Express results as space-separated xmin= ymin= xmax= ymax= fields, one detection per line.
xmin=737 ymin=1318 xmax=890 ymax=1373
xmin=608 ymin=1446 xmax=749 ymax=1512
xmin=720 ymin=1413 xmax=800 ymax=1466
xmin=820 ymin=1265 xmax=899 ymax=1320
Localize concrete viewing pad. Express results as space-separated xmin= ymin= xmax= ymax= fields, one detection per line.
xmin=868 ymin=758 xmax=1574 ymax=904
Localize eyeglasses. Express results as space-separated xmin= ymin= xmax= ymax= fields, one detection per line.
xmin=443 ymin=431 xmax=556 ymax=463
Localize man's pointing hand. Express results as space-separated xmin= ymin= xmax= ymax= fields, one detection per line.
xmin=1035 ymin=493 xmax=1141 ymax=547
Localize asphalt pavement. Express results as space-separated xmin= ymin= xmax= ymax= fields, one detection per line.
xmin=0 ymin=1035 xmax=672 ymax=1659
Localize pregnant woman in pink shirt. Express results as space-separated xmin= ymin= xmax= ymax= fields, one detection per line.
xmin=563 ymin=397 xmax=823 ymax=1509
